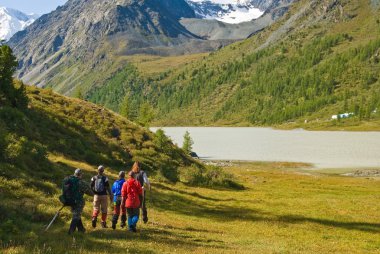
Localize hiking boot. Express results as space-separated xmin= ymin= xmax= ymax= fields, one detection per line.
xmin=112 ymin=221 xmax=116 ymax=230
xmin=101 ymin=221 xmax=107 ymax=228
xmin=132 ymin=225 xmax=137 ymax=233
xmin=120 ymin=215 xmax=126 ymax=228
xmin=77 ymin=219 xmax=86 ymax=233
xmin=143 ymin=216 xmax=148 ymax=224
xmin=92 ymin=218 xmax=97 ymax=228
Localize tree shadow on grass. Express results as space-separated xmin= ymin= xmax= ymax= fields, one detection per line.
xmin=150 ymin=187 xmax=380 ymax=234
xmin=151 ymin=188 xmax=270 ymax=222
xmin=278 ymin=215 xmax=380 ymax=234
xmin=154 ymin=183 xmax=237 ymax=202
xmin=24 ymin=230 xmax=147 ymax=254
xmin=87 ymin=226 xmax=227 ymax=250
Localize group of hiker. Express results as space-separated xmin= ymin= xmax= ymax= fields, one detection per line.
xmin=62 ymin=161 xmax=150 ymax=234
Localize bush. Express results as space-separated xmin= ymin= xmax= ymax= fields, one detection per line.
xmin=4 ymin=134 xmax=27 ymax=161
xmin=179 ymin=165 xmax=244 ymax=189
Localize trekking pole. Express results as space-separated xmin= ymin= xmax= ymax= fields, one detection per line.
xmin=45 ymin=205 xmax=65 ymax=232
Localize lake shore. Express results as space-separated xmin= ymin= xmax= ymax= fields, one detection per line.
xmin=201 ymin=160 xmax=380 ymax=178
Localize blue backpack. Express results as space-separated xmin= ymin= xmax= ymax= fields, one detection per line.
xmin=112 ymin=179 xmax=125 ymax=203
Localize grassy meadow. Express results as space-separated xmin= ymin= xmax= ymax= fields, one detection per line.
xmin=2 ymin=161 xmax=379 ymax=254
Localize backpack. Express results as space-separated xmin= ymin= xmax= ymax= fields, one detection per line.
xmin=59 ymin=176 xmax=80 ymax=206
xmin=93 ymin=175 xmax=106 ymax=193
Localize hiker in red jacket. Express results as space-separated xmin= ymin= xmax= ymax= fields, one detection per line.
xmin=121 ymin=170 xmax=143 ymax=232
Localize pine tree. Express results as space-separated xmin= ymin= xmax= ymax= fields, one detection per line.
xmin=182 ymin=131 xmax=194 ymax=154
xmin=137 ymin=102 xmax=155 ymax=127
xmin=0 ymin=44 xmax=27 ymax=108
xmin=119 ymin=96 xmax=129 ymax=118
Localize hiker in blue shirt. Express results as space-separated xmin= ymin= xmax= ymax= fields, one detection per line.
xmin=111 ymin=171 xmax=126 ymax=229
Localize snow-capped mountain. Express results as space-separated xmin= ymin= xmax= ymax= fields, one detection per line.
xmin=0 ymin=7 xmax=39 ymax=41
xmin=185 ymin=0 xmax=264 ymax=24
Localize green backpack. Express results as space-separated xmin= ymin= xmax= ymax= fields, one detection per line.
xmin=59 ymin=176 xmax=81 ymax=206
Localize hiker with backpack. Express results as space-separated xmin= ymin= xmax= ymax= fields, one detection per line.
xmin=111 ymin=171 xmax=127 ymax=229
xmin=91 ymin=165 xmax=113 ymax=228
xmin=60 ymin=168 xmax=93 ymax=235
xmin=121 ymin=170 xmax=143 ymax=232
xmin=131 ymin=161 xmax=151 ymax=223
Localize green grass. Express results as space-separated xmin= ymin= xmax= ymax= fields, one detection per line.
xmin=2 ymin=161 xmax=379 ymax=254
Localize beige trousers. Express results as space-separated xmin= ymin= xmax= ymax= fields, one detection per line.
xmin=93 ymin=195 xmax=108 ymax=215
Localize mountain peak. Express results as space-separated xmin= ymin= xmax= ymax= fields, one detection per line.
xmin=186 ymin=0 xmax=264 ymax=24
xmin=0 ymin=6 xmax=38 ymax=41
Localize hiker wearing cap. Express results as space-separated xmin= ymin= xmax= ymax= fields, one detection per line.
xmin=91 ymin=165 xmax=113 ymax=228
xmin=111 ymin=171 xmax=126 ymax=229
xmin=67 ymin=169 xmax=93 ymax=235
xmin=121 ymin=170 xmax=143 ymax=232
xmin=132 ymin=162 xmax=151 ymax=223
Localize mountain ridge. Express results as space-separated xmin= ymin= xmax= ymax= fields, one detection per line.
xmin=0 ymin=7 xmax=38 ymax=41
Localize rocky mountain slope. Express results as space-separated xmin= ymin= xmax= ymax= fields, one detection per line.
xmin=181 ymin=0 xmax=293 ymax=40
xmin=0 ymin=7 xmax=38 ymax=41
xmin=8 ymin=0 xmax=295 ymax=94
xmin=88 ymin=0 xmax=379 ymax=128
xmin=8 ymin=0 xmax=236 ymax=92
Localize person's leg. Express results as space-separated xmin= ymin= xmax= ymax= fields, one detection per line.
xmin=131 ymin=208 xmax=140 ymax=232
xmin=112 ymin=199 xmax=121 ymax=230
xmin=142 ymin=189 xmax=148 ymax=223
xmin=69 ymin=205 xmax=80 ymax=235
xmin=100 ymin=195 xmax=108 ymax=228
xmin=92 ymin=195 xmax=100 ymax=228
xmin=76 ymin=203 xmax=86 ymax=233
xmin=120 ymin=202 xmax=127 ymax=228
xmin=127 ymin=208 xmax=133 ymax=232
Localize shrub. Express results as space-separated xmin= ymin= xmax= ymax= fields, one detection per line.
xmin=4 ymin=134 xmax=27 ymax=161
xmin=179 ymin=165 xmax=244 ymax=189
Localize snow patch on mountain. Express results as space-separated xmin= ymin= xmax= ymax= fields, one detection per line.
xmin=0 ymin=7 xmax=39 ymax=41
xmin=186 ymin=0 xmax=264 ymax=24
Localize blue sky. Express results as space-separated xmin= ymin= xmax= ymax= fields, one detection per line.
xmin=0 ymin=0 xmax=67 ymax=14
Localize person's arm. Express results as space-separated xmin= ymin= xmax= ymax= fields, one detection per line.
xmin=143 ymin=172 xmax=151 ymax=191
xmin=137 ymin=181 xmax=143 ymax=196
xmin=81 ymin=180 xmax=94 ymax=196
xmin=121 ymin=182 xmax=127 ymax=207
xmin=90 ymin=177 xmax=95 ymax=192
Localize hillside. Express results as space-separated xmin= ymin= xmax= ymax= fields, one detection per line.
xmin=0 ymin=84 xmax=197 ymax=243
xmin=84 ymin=0 xmax=380 ymax=129
xmin=152 ymin=0 xmax=380 ymax=127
